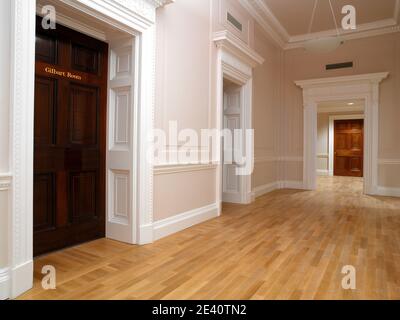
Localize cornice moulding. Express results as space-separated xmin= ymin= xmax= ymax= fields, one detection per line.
xmin=241 ymin=1 xmax=400 ymax=50
xmin=295 ymin=72 xmax=390 ymax=89
xmin=213 ymin=30 xmax=265 ymax=67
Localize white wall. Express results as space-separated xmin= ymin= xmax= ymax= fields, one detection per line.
xmin=154 ymin=0 xmax=282 ymax=221
xmin=0 ymin=0 xmax=11 ymax=270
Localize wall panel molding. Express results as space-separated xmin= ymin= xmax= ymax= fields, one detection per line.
xmin=0 ymin=173 xmax=12 ymax=191
xmin=379 ymin=159 xmax=400 ymax=165
xmin=154 ymin=163 xmax=218 ymax=175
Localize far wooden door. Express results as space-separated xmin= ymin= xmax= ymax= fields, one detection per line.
xmin=34 ymin=17 xmax=108 ymax=256
xmin=334 ymin=119 xmax=364 ymax=177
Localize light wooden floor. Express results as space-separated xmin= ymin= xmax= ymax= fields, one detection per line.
xmin=20 ymin=176 xmax=400 ymax=300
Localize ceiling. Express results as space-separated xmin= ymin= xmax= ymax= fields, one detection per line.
xmin=241 ymin=0 xmax=400 ymax=49
xmin=317 ymin=99 xmax=365 ymax=113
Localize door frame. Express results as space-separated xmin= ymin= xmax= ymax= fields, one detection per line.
xmin=295 ymin=72 xmax=389 ymax=195
xmin=7 ymin=0 xmax=166 ymax=299
xmin=213 ymin=31 xmax=264 ymax=212
xmin=328 ymin=114 xmax=365 ymax=177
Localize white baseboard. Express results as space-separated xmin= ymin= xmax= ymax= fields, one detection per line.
xmin=253 ymin=182 xmax=280 ymax=198
xmin=317 ymin=169 xmax=329 ymax=176
xmin=222 ymin=192 xmax=243 ymax=204
xmin=252 ymin=180 xmax=306 ymax=199
xmin=11 ymin=260 xmax=33 ymax=299
xmin=0 ymin=268 xmax=10 ymax=300
xmin=153 ymin=203 xmax=219 ymax=241
xmin=280 ymin=180 xmax=305 ymax=190
xmin=138 ymin=224 xmax=154 ymax=245
xmin=376 ymin=186 xmax=400 ymax=197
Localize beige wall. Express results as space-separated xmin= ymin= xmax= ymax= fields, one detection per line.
xmin=153 ymin=0 xmax=282 ymax=221
xmin=252 ymin=23 xmax=282 ymax=188
xmin=283 ymin=33 xmax=400 ymax=187
xmin=154 ymin=0 xmax=216 ymax=222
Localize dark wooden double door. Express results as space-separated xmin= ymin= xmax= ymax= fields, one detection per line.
xmin=34 ymin=18 xmax=108 ymax=256
xmin=334 ymin=119 xmax=364 ymax=177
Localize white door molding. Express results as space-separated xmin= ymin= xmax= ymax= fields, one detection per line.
xmin=7 ymin=0 xmax=170 ymax=300
xmin=214 ymin=31 xmax=264 ymax=212
xmin=328 ymin=114 xmax=365 ymax=177
xmin=295 ymin=72 xmax=389 ymax=194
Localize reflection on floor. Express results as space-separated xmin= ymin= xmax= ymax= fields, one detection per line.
xmin=317 ymin=175 xmax=363 ymax=194
xmin=21 ymin=176 xmax=400 ymax=300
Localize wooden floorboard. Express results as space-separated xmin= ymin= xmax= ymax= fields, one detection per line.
xmin=20 ymin=176 xmax=400 ymax=300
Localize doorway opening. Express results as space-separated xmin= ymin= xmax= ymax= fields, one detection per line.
xmin=316 ymin=99 xmax=365 ymax=192
xmin=296 ymin=72 xmax=388 ymax=195
xmin=34 ymin=0 xmax=140 ymax=256
xmin=221 ymin=79 xmax=244 ymax=205
xmin=34 ymin=17 xmax=108 ymax=256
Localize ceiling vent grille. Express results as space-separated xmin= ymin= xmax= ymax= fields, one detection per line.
xmin=326 ymin=61 xmax=353 ymax=70
xmin=227 ymin=12 xmax=242 ymax=32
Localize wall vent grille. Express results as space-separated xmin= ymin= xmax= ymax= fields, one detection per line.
xmin=326 ymin=62 xmax=353 ymax=70
xmin=227 ymin=12 xmax=243 ymax=32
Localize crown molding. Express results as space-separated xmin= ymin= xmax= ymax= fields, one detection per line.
xmin=286 ymin=18 xmax=400 ymax=49
xmin=150 ymin=0 xmax=174 ymax=7
xmin=213 ymin=30 xmax=264 ymax=67
xmin=241 ymin=1 xmax=400 ymax=50
xmin=295 ymin=72 xmax=389 ymax=89
xmin=239 ymin=0 xmax=288 ymax=48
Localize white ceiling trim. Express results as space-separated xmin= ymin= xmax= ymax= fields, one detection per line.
xmin=239 ymin=0 xmax=287 ymax=48
xmin=242 ymin=0 xmax=400 ymax=50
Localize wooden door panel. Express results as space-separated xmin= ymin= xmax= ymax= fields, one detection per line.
xmin=69 ymin=84 xmax=99 ymax=145
xmin=335 ymin=133 xmax=347 ymax=150
xmin=34 ymin=76 xmax=57 ymax=146
xmin=70 ymin=171 xmax=98 ymax=222
xmin=350 ymin=157 xmax=362 ymax=173
xmin=33 ymin=173 xmax=56 ymax=232
xmin=71 ymin=44 xmax=99 ymax=74
xmin=351 ymin=133 xmax=362 ymax=150
xmin=34 ymin=17 xmax=107 ymax=256
xmin=334 ymin=119 xmax=364 ymax=177
xmin=35 ymin=34 xmax=57 ymax=64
